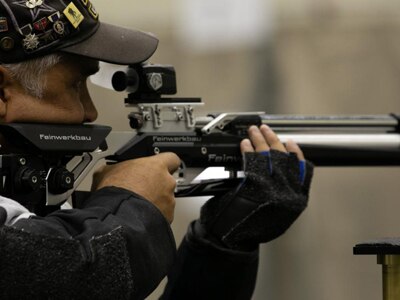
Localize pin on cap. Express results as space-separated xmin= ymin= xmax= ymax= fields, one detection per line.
xmin=63 ymin=2 xmax=84 ymax=29
xmin=53 ymin=21 xmax=65 ymax=35
xmin=23 ymin=33 xmax=39 ymax=50
xmin=33 ymin=17 xmax=48 ymax=31
xmin=48 ymin=12 xmax=61 ymax=23
xmin=0 ymin=36 xmax=14 ymax=51
xmin=87 ymin=3 xmax=98 ymax=19
xmin=26 ymin=0 xmax=43 ymax=9
xmin=0 ymin=17 xmax=8 ymax=32
xmin=20 ymin=24 xmax=33 ymax=35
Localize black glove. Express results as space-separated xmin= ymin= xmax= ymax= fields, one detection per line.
xmin=199 ymin=150 xmax=314 ymax=251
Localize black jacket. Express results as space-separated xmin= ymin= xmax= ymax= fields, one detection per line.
xmin=0 ymin=187 xmax=258 ymax=300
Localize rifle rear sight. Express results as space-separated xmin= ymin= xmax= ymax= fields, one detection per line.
xmin=111 ymin=63 xmax=203 ymax=131
xmin=111 ymin=63 xmax=199 ymax=104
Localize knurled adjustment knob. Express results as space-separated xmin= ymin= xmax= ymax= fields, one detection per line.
xmin=15 ymin=167 xmax=41 ymax=192
xmin=48 ymin=167 xmax=74 ymax=194
xmin=128 ymin=112 xmax=144 ymax=129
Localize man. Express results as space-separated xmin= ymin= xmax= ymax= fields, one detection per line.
xmin=0 ymin=1 xmax=313 ymax=299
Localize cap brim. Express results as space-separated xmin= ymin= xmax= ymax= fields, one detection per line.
xmin=61 ymin=22 xmax=158 ymax=65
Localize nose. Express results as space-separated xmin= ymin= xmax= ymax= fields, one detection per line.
xmin=81 ymin=83 xmax=98 ymax=122
xmin=83 ymin=99 xmax=98 ymax=122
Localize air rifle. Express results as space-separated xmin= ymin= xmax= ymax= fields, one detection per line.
xmin=0 ymin=63 xmax=399 ymax=215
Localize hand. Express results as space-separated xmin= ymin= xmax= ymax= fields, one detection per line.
xmin=199 ymin=125 xmax=314 ymax=250
xmin=241 ymin=124 xmax=304 ymax=163
xmin=240 ymin=124 xmax=306 ymax=183
xmin=92 ymin=153 xmax=181 ymax=223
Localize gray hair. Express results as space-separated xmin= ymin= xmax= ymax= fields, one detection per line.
xmin=2 ymin=54 xmax=62 ymax=99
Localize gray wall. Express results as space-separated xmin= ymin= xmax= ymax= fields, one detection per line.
xmin=91 ymin=1 xmax=400 ymax=299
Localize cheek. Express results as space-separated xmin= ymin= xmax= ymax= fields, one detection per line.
xmin=54 ymin=93 xmax=86 ymax=122
xmin=10 ymin=102 xmax=84 ymax=123
xmin=45 ymin=82 xmax=86 ymax=119
xmin=7 ymin=91 xmax=86 ymax=124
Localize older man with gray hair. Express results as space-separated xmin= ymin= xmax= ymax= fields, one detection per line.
xmin=0 ymin=1 xmax=313 ymax=299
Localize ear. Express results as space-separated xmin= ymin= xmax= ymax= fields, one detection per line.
xmin=0 ymin=65 xmax=13 ymax=119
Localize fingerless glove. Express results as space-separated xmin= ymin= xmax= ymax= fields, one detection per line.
xmin=200 ymin=150 xmax=314 ymax=251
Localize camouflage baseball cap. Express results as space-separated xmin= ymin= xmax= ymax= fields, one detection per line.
xmin=0 ymin=0 xmax=158 ymax=64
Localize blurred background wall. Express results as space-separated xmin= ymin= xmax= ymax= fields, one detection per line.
xmin=91 ymin=1 xmax=400 ymax=299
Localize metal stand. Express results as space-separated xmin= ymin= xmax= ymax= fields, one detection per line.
xmin=378 ymin=255 xmax=400 ymax=300
xmin=354 ymin=239 xmax=400 ymax=300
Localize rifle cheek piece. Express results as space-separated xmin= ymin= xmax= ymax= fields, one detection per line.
xmin=0 ymin=123 xmax=111 ymax=215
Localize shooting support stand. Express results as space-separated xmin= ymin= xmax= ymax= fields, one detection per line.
xmin=354 ymin=239 xmax=400 ymax=300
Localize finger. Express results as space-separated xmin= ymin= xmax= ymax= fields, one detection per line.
xmin=260 ymin=125 xmax=286 ymax=152
xmin=154 ymin=152 xmax=181 ymax=174
xmin=240 ymin=139 xmax=254 ymax=154
xmin=286 ymin=139 xmax=305 ymax=161
xmin=248 ymin=125 xmax=270 ymax=152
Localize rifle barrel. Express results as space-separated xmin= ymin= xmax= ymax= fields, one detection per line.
xmin=259 ymin=114 xmax=400 ymax=166
xmin=278 ymin=134 xmax=400 ymax=150
xmin=261 ymin=114 xmax=397 ymax=129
